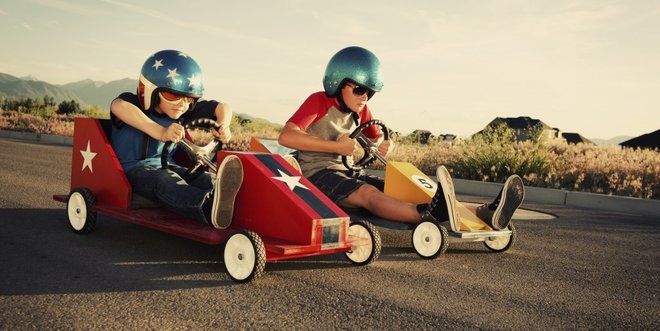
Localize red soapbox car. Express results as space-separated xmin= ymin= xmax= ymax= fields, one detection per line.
xmin=53 ymin=117 xmax=381 ymax=283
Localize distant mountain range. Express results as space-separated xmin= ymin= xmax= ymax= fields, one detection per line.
xmin=590 ymin=136 xmax=634 ymax=146
xmin=0 ymin=73 xmax=135 ymax=109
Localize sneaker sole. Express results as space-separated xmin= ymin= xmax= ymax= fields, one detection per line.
xmin=283 ymin=155 xmax=302 ymax=173
xmin=211 ymin=155 xmax=243 ymax=229
xmin=492 ymin=175 xmax=524 ymax=230
xmin=436 ymin=166 xmax=460 ymax=232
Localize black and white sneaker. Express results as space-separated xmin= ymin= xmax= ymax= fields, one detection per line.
xmin=210 ymin=155 xmax=243 ymax=229
xmin=476 ymin=175 xmax=524 ymax=230
xmin=420 ymin=166 xmax=460 ymax=232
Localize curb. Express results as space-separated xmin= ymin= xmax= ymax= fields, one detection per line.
xmin=453 ymin=178 xmax=660 ymax=218
xmin=372 ymin=170 xmax=660 ymax=218
xmin=3 ymin=129 xmax=658 ymax=218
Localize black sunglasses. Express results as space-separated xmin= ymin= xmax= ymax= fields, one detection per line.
xmin=347 ymin=83 xmax=375 ymax=99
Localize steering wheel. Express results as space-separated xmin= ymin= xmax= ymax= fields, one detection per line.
xmin=161 ymin=118 xmax=223 ymax=174
xmin=342 ymin=119 xmax=390 ymax=172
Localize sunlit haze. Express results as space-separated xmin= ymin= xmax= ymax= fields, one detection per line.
xmin=1 ymin=0 xmax=658 ymax=139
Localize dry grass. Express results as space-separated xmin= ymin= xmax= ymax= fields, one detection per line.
xmin=2 ymin=110 xmax=658 ymax=199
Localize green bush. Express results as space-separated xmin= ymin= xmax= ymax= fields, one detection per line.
xmin=451 ymin=123 xmax=551 ymax=183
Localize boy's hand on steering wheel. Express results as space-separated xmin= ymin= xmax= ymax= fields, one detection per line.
xmin=211 ymin=124 xmax=232 ymax=143
xmin=336 ymin=133 xmax=359 ymax=156
xmin=161 ymin=123 xmax=185 ymax=143
xmin=378 ymin=139 xmax=393 ymax=157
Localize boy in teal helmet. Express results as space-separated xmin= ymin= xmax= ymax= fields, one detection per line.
xmin=111 ymin=49 xmax=242 ymax=229
xmin=279 ymin=46 xmax=524 ymax=230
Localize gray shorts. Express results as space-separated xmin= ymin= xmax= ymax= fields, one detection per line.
xmin=307 ymin=169 xmax=385 ymax=204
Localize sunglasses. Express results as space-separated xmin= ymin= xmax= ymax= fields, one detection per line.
xmin=159 ymin=91 xmax=195 ymax=104
xmin=346 ymin=83 xmax=375 ymax=99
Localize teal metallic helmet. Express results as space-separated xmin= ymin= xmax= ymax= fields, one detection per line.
xmin=138 ymin=49 xmax=204 ymax=110
xmin=323 ymin=46 xmax=384 ymax=97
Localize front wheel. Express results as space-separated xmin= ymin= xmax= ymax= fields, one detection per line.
xmin=412 ymin=221 xmax=448 ymax=259
xmin=345 ymin=220 xmax=381 ymax=266
xmin=67 ymin=188 xmax=96 ymax=234
xmin=484 ymin=222 xmax=517 ymax=252
xmin=223 ymin=230 xmax=266 ymax=283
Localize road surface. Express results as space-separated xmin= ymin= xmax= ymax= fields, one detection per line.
xmin=0 ymin=138 xmax=658 ymax=330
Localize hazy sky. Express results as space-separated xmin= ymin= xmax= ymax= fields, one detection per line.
xmin=1 ymin=0 xmax=658 ymax=139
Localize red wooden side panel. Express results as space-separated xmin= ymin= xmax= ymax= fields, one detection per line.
xmin=218 ymin=151 xmax=349 ymax=246
xmin=70 ymin=117 xmax=132 ymax=209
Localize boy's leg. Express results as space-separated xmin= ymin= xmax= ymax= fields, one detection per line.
xmin=209 ymin=155 xmax=244 ymax=229
xmin=128 ymin=165 xmax=211 ymax=224
xmin=344 ymin=184 xmax=420 ymax=222
xmin=418 ymin=166 xmax=460 ymax=231
xmin=476 ymin=175 xmax=525 ymax=230
xmin=309 ymin=169 xmax=420 ymax=223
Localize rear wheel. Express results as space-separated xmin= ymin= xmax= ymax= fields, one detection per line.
xmin=484 ymin=222 xmax=517 ymax=252
xmin=345 ymin=220 xmax=381 ymax=266
xmin=67 ymin=188 xmax=96 ymax=234
xmin=412 ymin=221 xmax=448 ymax=259
xmin=223 ymin=230 xmax=266 ymax=283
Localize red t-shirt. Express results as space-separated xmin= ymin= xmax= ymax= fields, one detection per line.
xmin=285 ymin=91 xmax=381 ymax=176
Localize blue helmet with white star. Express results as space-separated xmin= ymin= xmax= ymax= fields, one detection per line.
xmin=138 ymin=49 xmax=204 ymax=110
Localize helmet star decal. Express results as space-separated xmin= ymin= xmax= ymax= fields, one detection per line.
xmin=166 ymin=68 xmax=180 ymax=80
xmin=152 ymin=59 xmax=163 ymax=70
xmin=80 ymin=140 xmax=97 ymax=173
xmin=272 ymin=169 xmax=309 ymax=191
xmin=188 ymin=74 xmax=201 ymax=88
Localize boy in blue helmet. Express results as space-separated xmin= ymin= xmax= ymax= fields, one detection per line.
xmin=110 ymin=49 xmax=242 ymax=229
xmin=279 ymin=46 xmax=524 ymax=230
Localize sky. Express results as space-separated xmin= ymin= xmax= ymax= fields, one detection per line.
xmin=1 ymin=0 xmax=659 ymax=139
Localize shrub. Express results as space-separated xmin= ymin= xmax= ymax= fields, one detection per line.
xmin=450 ymin=123 xmax=551 ymax=183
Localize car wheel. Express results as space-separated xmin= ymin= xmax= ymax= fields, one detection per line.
xmin=412 ymin=221 xmax=448 ymax=259
xmin=484 ymin=222 xmax=517 ymax=252
xmin=223 ymin=230 xmax=266 ymax=283
xmin=345 ymin=220 xmax=381 ymax=266
xmin=67 ymin=188 xmax=96 ymax=234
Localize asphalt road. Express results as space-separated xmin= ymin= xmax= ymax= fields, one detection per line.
xmin=0 ymin=138 xmax=658 ymax=330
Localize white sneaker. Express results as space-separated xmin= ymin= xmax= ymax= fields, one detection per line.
xmin=210 ymin=155 xmax=243 ymax=229
xmin=420 ymin=166 xmax=460 ymax=232
xmin=282 ymin=154 xmax=302 ymax=173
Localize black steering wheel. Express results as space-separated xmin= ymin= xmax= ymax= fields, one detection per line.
xmin=342 ymin=119 xmax=390 ymax=172
xmin=161 ymin=118 xmax=223 ymax=174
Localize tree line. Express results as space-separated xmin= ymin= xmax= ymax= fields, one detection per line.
xmin=0 ymin=95 xmax=107 ymax=118
xmin=1 ymin=95 xmax=83 ymax=115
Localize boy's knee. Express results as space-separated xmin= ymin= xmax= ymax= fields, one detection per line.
xmin=352 ymin=184 xmax=382 ymax=202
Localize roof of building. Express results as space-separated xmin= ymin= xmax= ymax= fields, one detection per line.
xmin=620 ymin=129 xmax=660 ymax=149
xmin=488 ymin=116 xmax=552 ymax=130
xmin=562 ymin=132 xmax=594 ymax=145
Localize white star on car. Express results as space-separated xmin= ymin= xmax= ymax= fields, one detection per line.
xmin=272 ymin=169 xmax=309 ymax=191
xmin=80 ymin=140 xmax=97 ymax=173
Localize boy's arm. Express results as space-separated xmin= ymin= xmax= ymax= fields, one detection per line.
xmin=110 ymin=98 xmax=183 ymax=142
xmin=213 ymin=101 xmax=233 ymax=142
xmin=278 ymin=122 xmax=358 ymax=156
